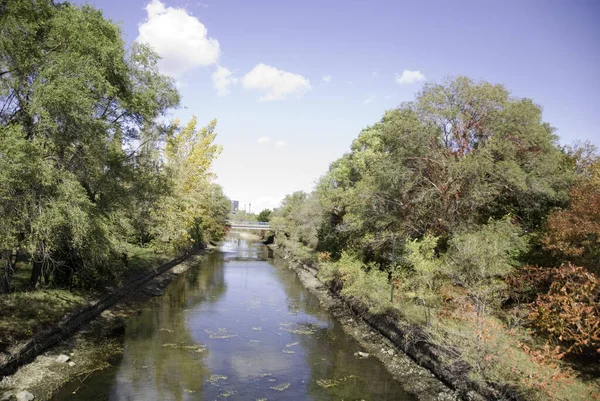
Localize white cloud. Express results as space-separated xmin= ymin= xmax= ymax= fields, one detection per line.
xmin=242 ymin=63 xmax=311 ymax=101
xmin=321 ymin=75 xmax=332 ymax=83
xmin=212 ymin=65 xmax=237 ymax=96
xmin=384 ymin=93 xmax=396 ymax=100
xmin=137 ymin=0 xmax=220 ymax=78
xmin=257 ymin=136 xmax=271 ymax=144
xmin=363 ymin=95 xmax=375 ymax=105
xmin=275 ymin=140 xmax=286 ymax=148
xmin=395 ymin=70 xmax=426 ymax=85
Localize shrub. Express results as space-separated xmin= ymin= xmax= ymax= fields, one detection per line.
xmin=319 ymin=252 xmax=391 ymax=313
xmin=527 ymin=264 xmax=600 ymax=355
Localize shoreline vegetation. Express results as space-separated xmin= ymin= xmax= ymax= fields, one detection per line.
xmin=268 ymin=78 xmax=600 ymax=400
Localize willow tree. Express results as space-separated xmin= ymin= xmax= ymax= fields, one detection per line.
xmin=0 ymin=0 xmax=179 ymax=290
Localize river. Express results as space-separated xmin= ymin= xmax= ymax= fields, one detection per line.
xmin=52 ymin=234 xmax=415 ymax=400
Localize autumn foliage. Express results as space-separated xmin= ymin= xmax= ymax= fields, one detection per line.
xmin=510 ymin=265 xmax=600 ymax=355
xmin=544 ymin=160 xmax=600 ymax=274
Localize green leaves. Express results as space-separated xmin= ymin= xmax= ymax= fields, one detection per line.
xmin=0 ymin=1 xmax=227 ymax=290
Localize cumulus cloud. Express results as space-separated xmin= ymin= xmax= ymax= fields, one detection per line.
xmin=242 ymin=63 xmax=311 ymax=101
xmin=212 ymin=65 xmax=237 ymax=96
xmin=137 ymin=0 xmax=220 ymax=78
xmin=275 ymin=140 xmax=286 ymax=148
xmin=395 ymin=70 xmax=426 ymax=85
xmin=257 ymin=136 xmax=271 ymax=144
xmin=321 ymin=75 xmax=332 ymax=83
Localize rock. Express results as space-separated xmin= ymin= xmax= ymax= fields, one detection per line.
xmin=16 ymin=391 xmax=34 ymax=401
xmin=0 ymin=392 xmax=12 ymax=401
xmin=68 ymin=361 xmax=76 ymax=367
xmin=56 ymin=354 xmax=70 ymax=363
xmin=354 ymin=351 xmax=369 ymax=358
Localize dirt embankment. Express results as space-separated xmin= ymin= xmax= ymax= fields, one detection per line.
xmin=273 ymin=245 xmax=523 ymax=401
xmin=0 ymin=249 xmax=210 ymax=401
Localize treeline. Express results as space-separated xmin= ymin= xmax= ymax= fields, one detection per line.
xmin=271 ymin=77 xmax=599 ymax=397
xmin=0 ymin=1 xmax=229 ymax=292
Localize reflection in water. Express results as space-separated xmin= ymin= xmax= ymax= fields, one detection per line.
xmin=53 ymin=234 xmax=415 ymax=400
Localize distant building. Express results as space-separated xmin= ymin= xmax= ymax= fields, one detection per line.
xmin=231 ymin=200 xmax=239 ymax=213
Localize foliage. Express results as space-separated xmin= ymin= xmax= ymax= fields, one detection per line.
xmin=544 ymin=159 xmax=600 ymax=274
xmin=272 ymin=191 xmax=322 ymax=249
xmin=319 ymin=252 xmax=391 ymax=313
xmin=152 ymin=117 xmax=227 ymax=253
xmin=0 ymin=1 xmax=228 ymax=291
xmin=525 ymin=264 xmax=600 ymax=355
xmin=257 ymin=209 xmax=272 ymax=222
xmin=398 ymin=235 xmax=445 ymax=324
xmin=311 ymin=77 xmax=571 ymax=269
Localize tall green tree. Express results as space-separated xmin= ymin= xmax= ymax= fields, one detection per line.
xmin=0 ymin=0 xmax=179 ymax=290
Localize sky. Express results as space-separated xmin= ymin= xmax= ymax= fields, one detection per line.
xmin=75 ymin=0 xmax=600 ymax=212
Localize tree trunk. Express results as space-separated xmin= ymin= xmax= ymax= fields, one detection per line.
xmin=0 ymin=250 xmax=17 ymax=294
xmin=29 ymin=259 xmax=43 ymax=290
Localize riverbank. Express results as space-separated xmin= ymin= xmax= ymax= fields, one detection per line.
xmin=272 ymin=242 xmax=600 ymax=401
xmin=272 ymin=247 xmax=458 ymax=401
xmin=0 ymin=249 xmax=211 ymax=400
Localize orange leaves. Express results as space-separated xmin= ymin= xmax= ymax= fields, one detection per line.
xmin=525 ymin=264 xmax=600 ymax=355
xmin=317 ymin=251 xmax=332 ymax=263
xmin=544 ymin=160 xmax=600 ymax=272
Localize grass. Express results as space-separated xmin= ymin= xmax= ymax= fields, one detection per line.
xmin=0 ymin=289 xmax=86 ymax=347
xmin=0 ymin=244 xmax=175 ymax=350
xmin=122 ymin=244 xmax=172 ymax=280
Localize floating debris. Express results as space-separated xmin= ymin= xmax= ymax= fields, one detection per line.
xmin=316 ymin=375 xmax=357 ymax=389
xmin=159 ymin=328 xmax=173 ymax=333
xmin=160 ymin=343 xmax=206 ymax=353
xmin=206 ymin=374 xmax=228 ymax=385
xmin=183 ymin=389 xmax=196 ymax=393
xmin=252 ymin=327 xmax=262 ymax=331
xmin=282 ymin=349 xmax=295 ymax=354
xmin=260 ymin=373 xmax=272 ymax=377
xmin=281 ymin=327 xmax=316 ymax=335
xmin=249 ymin=340 xmax=260 ymax=343
xmin=220 ymin=390 xmax=237 ymax=397
xmin=270 ymin=383 xmax=291 ymax=391
xmin=285 ymin=342 xmax=299 ymax=348
xmin=205 ymin=328 xmax=238 ymax=339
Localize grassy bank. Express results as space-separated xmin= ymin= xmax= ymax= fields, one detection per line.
xmin=276 ymin=237 xmax=600 ymax=401
xmin=0 ymin=245 xmax=172 ymax=354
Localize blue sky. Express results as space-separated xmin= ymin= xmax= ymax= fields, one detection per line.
xmin=76 ymin=0 xmax=599 ymax=212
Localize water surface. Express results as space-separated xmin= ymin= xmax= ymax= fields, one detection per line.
xmin=53 ymin=235 xmax=415 ymax=400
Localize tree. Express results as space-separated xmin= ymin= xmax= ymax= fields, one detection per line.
xmin=152 ymin=117 xmax=227 ymax=253
xmin=0 ymin=0 xmax=179 ymax=289
xmin=544 ymin=159 xmax=600 ymax=274
xmin=314 ymin=77 xmax=571 ymax=269
xmin=257 ymin=209 xmax=272 ymax=222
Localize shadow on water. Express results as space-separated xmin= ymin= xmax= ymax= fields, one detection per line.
xmin=53 ymin=234 xmax=415 ymax=400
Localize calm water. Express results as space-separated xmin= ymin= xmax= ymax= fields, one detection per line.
xmin=53 ymin=235 xmax=414 ymax=401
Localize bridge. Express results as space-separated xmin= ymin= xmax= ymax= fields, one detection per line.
xmin=227 ymin=221 xmax=271 ymax=231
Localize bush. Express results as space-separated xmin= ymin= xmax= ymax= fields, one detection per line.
xmin=527 ymin=264 xmax=600 ymax=355
xmin=319 ymin=252 xmax=391 ymax=313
